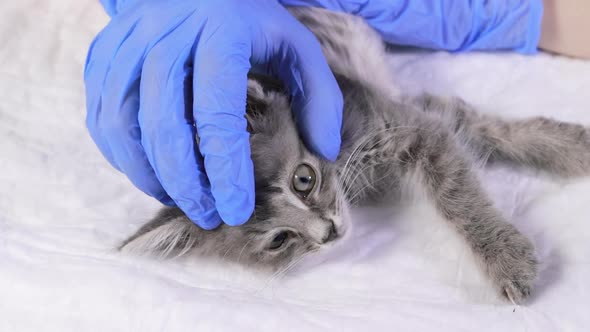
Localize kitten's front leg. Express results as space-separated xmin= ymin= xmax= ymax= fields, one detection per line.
xmin=396 ymin=127 xmax=538 ymax=303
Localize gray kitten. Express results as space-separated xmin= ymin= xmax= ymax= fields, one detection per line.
xmin=121 ymin=8 xmax=590 ymax=303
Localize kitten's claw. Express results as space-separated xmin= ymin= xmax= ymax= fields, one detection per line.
xmin=502 ymin=280 xmax=533 ymax=305
xmin=487 ymin=231 xmax=538 ymax=304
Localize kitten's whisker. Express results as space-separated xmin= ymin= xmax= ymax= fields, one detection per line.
xmin=340 ymin=128 xmax=393 ymax=182
xmin=348 ymin=166 xmax=398 ymax=203
xmin=339 ymin=126 xmax=417 ymax=191
xmin=341 ymin=134 xmax=399 ymax=198
xmin=221 ymin=242 xmax=237 ymax=262
xmin=341 ymin=142 xmax=379 ymax=195
xmin=346 ymin=153 xmax=405 ymax=202
xmin=260 ymin=249 xmax=319 ymax=291
xmin=340 ymin=125 xmax=428 ymax=200
xmin=236 ymin=237 xmax=256 ymax=265
xmin=177 ymin=234 xmax=197 ymax=257
xmin=340 ymin=134 xmax=378 ymax=181
xmin=344 ymin=165 xmax=377 ymax=202
xmin=226 ymin=210 xmax=263 ymax=262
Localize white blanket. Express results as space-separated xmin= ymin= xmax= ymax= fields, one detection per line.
xmin=1 ymin=1 xmax=589 ymax=331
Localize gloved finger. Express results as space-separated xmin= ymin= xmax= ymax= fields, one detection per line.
xmin=96 ymin=16 xmax=196 ymax=205
xmin=84 ymin=16 xmax=141 ymax=171
xmin=84 ymin=0 xmax=195 ymax=151
xmin=85 ymin=16 xmax=169 ymax=202
xmin=192 ymin=12 xmax=254 ymax=227
xmin=268 ymin=9 xmax=343 ymax=161
xmin=139 ymin=13 xmax=223 ymax=230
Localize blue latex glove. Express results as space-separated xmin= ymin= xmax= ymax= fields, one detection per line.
xmin=280 ymin=0 xmax=543 ymax=54
xmin=85 ymin=0 xmax=343 ymax=229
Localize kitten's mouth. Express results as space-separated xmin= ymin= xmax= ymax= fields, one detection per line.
xmin=322 ymin=220 xmax=339 ymax=243
xmin=319 ymin=223 xmax=349 ymax=247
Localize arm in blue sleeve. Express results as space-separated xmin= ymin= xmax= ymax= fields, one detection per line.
xmin=280 ymin=0 xmax=544 ymax=54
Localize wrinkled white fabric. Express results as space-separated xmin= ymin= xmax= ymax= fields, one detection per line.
xmin=0 ymin=1 xmax=589 ymax=331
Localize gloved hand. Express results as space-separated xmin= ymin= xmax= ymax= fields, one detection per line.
xmin=280 ymin=0 xmax=543 ymax=54
xmin=85 ymin=0 xmax=343 ymax=229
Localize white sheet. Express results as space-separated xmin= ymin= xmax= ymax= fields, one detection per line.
xmin=1 ymin=1 xmax=589 ymax=331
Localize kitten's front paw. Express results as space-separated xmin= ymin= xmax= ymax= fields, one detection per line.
xmin=487 ymin=232 xmax=538 ymax=304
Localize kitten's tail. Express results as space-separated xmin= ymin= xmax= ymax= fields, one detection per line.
xmin=288 ymin=7 xmax=400 ymax=98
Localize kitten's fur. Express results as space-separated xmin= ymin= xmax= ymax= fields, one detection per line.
xmin=121 ymin=7 xmax=590 ymax=303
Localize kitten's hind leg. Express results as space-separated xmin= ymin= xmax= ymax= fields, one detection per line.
xmin=393 ymin=126 xmax=538 ymax=303
xmin=411 ymin=94 xmax=590 ymax=177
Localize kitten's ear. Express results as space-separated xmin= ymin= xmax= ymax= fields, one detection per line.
xmin=245 ymin=74 xmax=287 ymax=134
xmin=119 ymin=208 xmax=201 ymax=258
xmin=247 ymin=73 xmax=286 ymax=96
xmin=245 ymin=79 xmax=265 ymax=134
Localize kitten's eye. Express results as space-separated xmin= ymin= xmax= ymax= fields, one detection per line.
xmin=292 ymin=164 xmax=316 ymax=197
xmin=268 ymin=231 xmax=289 ymax=250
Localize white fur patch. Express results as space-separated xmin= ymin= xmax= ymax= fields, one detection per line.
xmin=120 ymin=220 xmax=196 ymax=258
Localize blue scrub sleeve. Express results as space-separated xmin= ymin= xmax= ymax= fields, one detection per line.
xmin=279 ymin=0 xmax=544 ymax=54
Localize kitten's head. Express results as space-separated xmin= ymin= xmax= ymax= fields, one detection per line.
xmin=120 ymin=78 xmax=350 ymax=271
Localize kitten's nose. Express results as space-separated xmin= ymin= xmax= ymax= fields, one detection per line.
xmin=323 ymin=221 xmax=338 ymax=243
